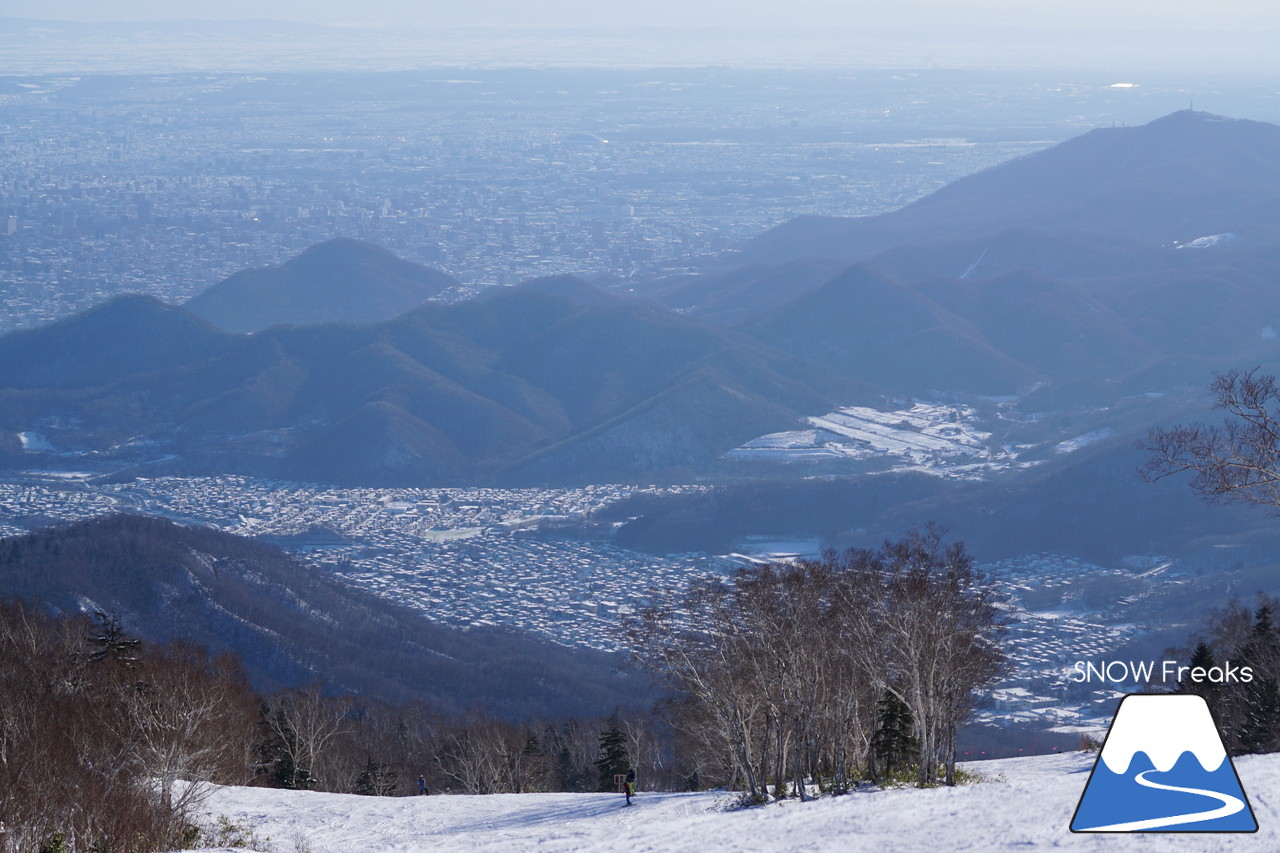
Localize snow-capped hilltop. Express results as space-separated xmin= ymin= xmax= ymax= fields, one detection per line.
xmin=1099 ymin=694 xmax=1227 ymax=775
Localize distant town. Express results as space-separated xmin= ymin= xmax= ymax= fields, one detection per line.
xmin=0 ymin=70 xmax=1058 ymax=331
xmin=5 ymin=67 xmax=1270 ymax=746
xmin=0 ymin=470 xmax=1155 ymax=732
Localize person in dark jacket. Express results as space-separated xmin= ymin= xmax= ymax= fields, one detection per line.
xmin=418 ymin=774 xmax=428 ymax=795
xmin=624 ymin=768 xmax=636 ymax=805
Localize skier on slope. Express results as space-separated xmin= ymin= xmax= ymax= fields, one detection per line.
xmin=625 ymin=767 xmax=636 ymax=806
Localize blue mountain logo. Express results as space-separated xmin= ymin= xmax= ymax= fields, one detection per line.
xmin=1071 ymin=693 xmax=1257 ymax=832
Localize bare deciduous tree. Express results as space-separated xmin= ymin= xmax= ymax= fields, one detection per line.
xmin=0 ymin=601 xmax=250 ymax=852
xmin=1141 ymin=368 xmax=1280 ymax=509
xmin=264 ymin=683 xmax=353 ymax=790
xmin=843 ymin=529 xmax=1007 ymax=786
xmin=626 ymin=575 xmax=771 ymax=801
xmin=624 ymin=526 xmax=1006 ymax=794
xmin=433 ymin=715 xmax=532 ymax=794
xmin=119 ymin=643 xmax=259 ymax=807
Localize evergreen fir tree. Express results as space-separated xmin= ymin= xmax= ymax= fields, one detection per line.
xmin=552 ymin=742 xmax=573 ymax=788
xmin=594 ymin=713 xmax=631 ymax=792
xmin=551 ymin=720 xmax=592 ymax=792
xmin=1238 ymin=676 xmax=1280 ymax=754
xmin=870 ymin=692 xmax=919 ymax=781
xmin=1255 ymin=604 xmax=1276 ymax=638
xmin=1187 ymin=640 xmax=1217 ymax=676
xmin=519 ymin=736 xmax=550 ymax=793
xmin=87 ymin=610 xmax=141 ymax=667
xmin=261 ymin=708 xmax=315 ymax=789
xmin=1238 ymin=605 xmax=1280 ymax=754
xmin=354 ymin=756 xmax=398 ymax=796
xmin=1180 ymin=640 xmax=1220 ymax=703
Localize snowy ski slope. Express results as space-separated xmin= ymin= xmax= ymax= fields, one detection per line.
xmin=726 ymin=402 xmax=1020 ymax=477
xmin=176 ymin=751 xmax=1280 ymax=852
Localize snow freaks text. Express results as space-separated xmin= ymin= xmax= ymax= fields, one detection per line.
xmin=1072 ymin=660 xmax=1253 ymax=684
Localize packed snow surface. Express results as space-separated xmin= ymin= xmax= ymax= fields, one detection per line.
xmin=1178 ymin=232 xmax=1241 ymax=249
xmin=1054 ymin=428 xmax=1114 ymax=454
xmin=175 ymin=751 xmax=1280 ymax=852
xmin=17 ymin=431 xmax=54 ymax=452
xmin=727 ymin=402 xmax=1009 ymax=477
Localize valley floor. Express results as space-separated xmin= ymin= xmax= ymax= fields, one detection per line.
xmin=178 ymin=751 xmax=1280 ymax=852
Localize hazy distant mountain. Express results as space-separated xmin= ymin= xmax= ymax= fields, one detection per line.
xmin=620 ymin=112 xmax=1279 ymax=396
xmin=0 ymin=282 xmax=858 ymax=485
xmin=186 ymin=238 xmax=457 ymax=333
xmin=10 ymin=111 xmax=1280 ymax=482
xmin=736 ymin=257 xmax=1280 ymax=396
xmin=739 ymin=111 xmax=1280 ymax=266
xmin=0 ymin=294 xmax=227 ymax=390
xmin=648 ymin=259 xmax=849 ymax=325
xmin=741 ymin=264 xmax=1039 ymax=395
xmin=306 ymin=284 xmax=860 ymax=483
xmin=863 ymin=230 xmax=1186 ymax=283
xmin=0 ymin=513 xmax=646 ymax=716
xmin=909 ymin=269 xmax=1157 ymax=381
xmin=499 ymin=274 xmax=629 ymax=306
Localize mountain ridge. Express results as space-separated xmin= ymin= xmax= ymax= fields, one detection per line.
xmin=0 ymin=513 xmax=648 ymax=716
xmin=185 ymin=238 xmax=458 ymax=333
xmin=737 ymin=111 xmax=1280 ymax=266
xmin=0 ymin=280 xmax=860 ymax=485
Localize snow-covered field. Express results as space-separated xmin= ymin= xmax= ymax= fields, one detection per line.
xmin=179 ymin=751 xmax=1280 ymax=852
xmin=726 ymin=402 xmax=1019 ymax=478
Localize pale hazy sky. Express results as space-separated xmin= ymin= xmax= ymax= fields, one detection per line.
xmin=5 ymin=1 xmax=1276 ymax=74
xmin=6 ymin=0 xmax=1276 ymax=29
